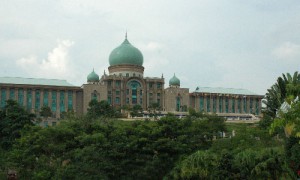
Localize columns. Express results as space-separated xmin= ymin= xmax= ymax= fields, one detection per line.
xmin=72 ymin=90 xmax=76 ymax=112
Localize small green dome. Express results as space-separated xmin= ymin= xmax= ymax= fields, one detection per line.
xmin=109 ymin=38 xmax=143 ymax=66
xmin=169 ymin=74 xmax=180 ymax=86
xmin=87 ymin=69 xmax=99 ymax=82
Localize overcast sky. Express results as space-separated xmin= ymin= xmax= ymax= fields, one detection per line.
xmin=1 ymin=0 xmax=300 ymax=95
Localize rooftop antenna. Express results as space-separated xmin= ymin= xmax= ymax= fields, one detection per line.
xmin=125 ymin=30 xmax=127 ymax=39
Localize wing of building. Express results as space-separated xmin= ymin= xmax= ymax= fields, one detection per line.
xmin=0 ymin=35 xmax=264 ymax=123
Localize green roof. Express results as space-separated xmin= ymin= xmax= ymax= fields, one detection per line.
xmin=87 ymin=69 xmax=99 ymax=82
xmin=109 ymin=38 xmax=143 ymax=66
xmin=169 ymin=74 xmax=180 ymax=86
xmin=0 ymin=77 xmax=77 ymax=87
xmin=194 ymin=86 xmax=260 ymax=96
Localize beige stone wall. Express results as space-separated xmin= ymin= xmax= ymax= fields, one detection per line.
xmin=108 ymin=64 xmax=144 ymax=77
xmin=82 ymin=83 xmax=107 ymax=113
xmin=164 ymin=87 xmax=189 ymax=112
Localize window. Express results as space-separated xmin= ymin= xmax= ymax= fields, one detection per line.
xmin=1 ymin=88 xmax=6 ymax=108
xmin=108 ymin=96 xmax=111 ymax=104
xmin=18 ymin=89 xmax=24 ymax=106
xmin=107 ymin=81 xmax=112 ymax=87
xmin=199 ymin=96 xmax=204 ymax=111
xmin=115 ymin=97 xmax=120 ymax=104
xmin=127 ymin=80 xmax=141 ymax=105
xmin=243 ymin=97 xmax=247 ymax=113
xmin=237 ymin=98 xmax=241 ymax=113
xmin=60 ymin=91 xmax=65 ymax=112
xmin=157 ymin=93 xmax=160 ymax=97
xmin=206 ymin=96 xmax=210 ymax=112
xmin=157 ymin=83 xmax=161 ymax=89
xmin=116 ymin=90 xmax=120 ymax=95
xmin=108 ymin=91 xmax=111 ymax=95
xmin=219 ymin=97 xmax=223 ymax=113
xmin=68 ymin=90 xmax=73 ymax=110
xmin=126 ymin=98 xmax=129 ymax=104
xmin=35 ymin=90 xmax=41 ymax=110
xmin=149 ymin=83 xmax=153 ymax=88
xmin=51 ymin=91 xmax=57 ymax=112
xmin=116 ymin=80 xmax=121 ymax=87
xmin=250 ymin=98 xmax=253 ymax=114
xmin=213 ymin=96 xmax=216 ymax=113
xmin=43 ymin=90 xmax=49 ymax=106
xmin=231 ymin=98 xmax=235 ymax=113
xmin=256 ymin=99 xmax=259 ymax=115
xmin=9 ymin=89 xmax=15 ymax=100
xmin=126 ymin=73 xmax=129 ymax=77
xmin=126 ymin=89 xmax=129 ymax=95
xmin=176 ymin=97 xmax=181 ymax=111
xmin=91 ymin=90 xmax=97 ymax=101
xmin=27 ymin=89 xmax=32 ymax=110
xmin=225 ymin=97 xmax=229 ymax=113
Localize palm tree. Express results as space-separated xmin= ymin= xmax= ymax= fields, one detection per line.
xmin=262 ymin=71 xmax=300 ymax=118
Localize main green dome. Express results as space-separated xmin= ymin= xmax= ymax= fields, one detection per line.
xmin=87 ymin=69 xmax=99 ymax=82
xmin=169 ymin=74 xmax=180 ymax=86
xmin=109 ymin=37 xmax=143 ymax=66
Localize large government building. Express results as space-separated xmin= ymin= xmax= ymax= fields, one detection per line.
xmin=0 ymin=35 xmax=264 ymax=123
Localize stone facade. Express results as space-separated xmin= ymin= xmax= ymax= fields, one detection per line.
xmin=0 ymin=36 xmax=264 ymax=122
xmin=164 ymin=87 xmax=189 ymax=112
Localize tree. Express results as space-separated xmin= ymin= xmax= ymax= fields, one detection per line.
xmin=86 ymin=99 xmax=116 ymax=119
xmin=148 ymin=102 xmax=161 ymax=119
xmin=174 ymin=150 xmax=218 ymax=179
xmin=40 ymin=106 xmax=52 ymax=119
xmin=0 ymin=100 xmax=35 ymax=149
xmin=263 ymin=71 xmax=300 ymax=119
xmin=131 ymin=104 xmax=143 ymax=117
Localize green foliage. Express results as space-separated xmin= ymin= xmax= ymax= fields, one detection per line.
xmin=170 ymin=148 xmax=295 ymax=180
xmin=269 ymin=101 xmax=300 ymax=138
xmin=0 ymin=100 xmax=35 ymax=150
xmin=262 ymin=72 xmax=300 ymax=118
xmin=130 ymin=104 xmax=143 ymax=117
xmin=40 ymin=106 xmax=52 ymax=118
xmin=175 ymin=150 xmax=218 ymax=179
xmin=4 ymin=113 xmax=226 ymax=179
xmin=285 ymin=137 xmax=300 ymax=175
xmin=86 ymin=99 xmax=118 ymax=119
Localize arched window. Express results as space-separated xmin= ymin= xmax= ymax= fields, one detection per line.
xmin=127 ymin=80 xmax=142 ymax=105
xmin=91 ymin=90 xmax=98 ymax=101
xmin=176 ymin=96 xmax=181 ymax=111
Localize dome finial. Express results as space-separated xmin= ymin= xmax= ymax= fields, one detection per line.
xmin=169 ymin=73 xmax=180 ymax=87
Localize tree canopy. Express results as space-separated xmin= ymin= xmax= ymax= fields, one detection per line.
xmin=0 ymin=100 xmax=35 ymax=150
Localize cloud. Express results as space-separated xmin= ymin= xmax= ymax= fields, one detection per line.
xmin=16 ymin=39 xmax=75 ymax=80
xmin=272 ymin=42 xmax=300 ymax=60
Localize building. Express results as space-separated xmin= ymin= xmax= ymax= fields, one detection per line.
xmin=0 ymin=35 xmax=264 ymax=122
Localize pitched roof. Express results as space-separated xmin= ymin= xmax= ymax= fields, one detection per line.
xmin=193 ymin=86 xmax=260 ymax=96
xmin=0 ymin=77 xmax=77 ymax=87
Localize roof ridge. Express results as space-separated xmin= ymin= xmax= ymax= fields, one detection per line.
xmin=197 ymin=86 xmax=250 ymax=90
xmin=1 ymin=76 xmax=69 ymax=81
xmin=0 ymin=77 xmax=76 ymax=87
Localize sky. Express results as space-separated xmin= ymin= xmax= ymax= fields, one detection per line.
xmin=1 ymin=0 xmax=300 ymax=95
